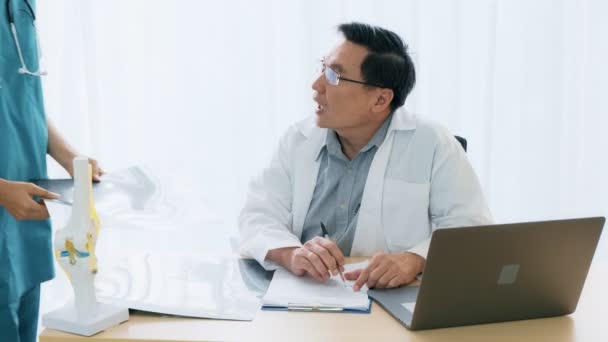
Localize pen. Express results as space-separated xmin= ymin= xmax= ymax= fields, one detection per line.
xmin=320 ymin=221 xmax=346 ymax=283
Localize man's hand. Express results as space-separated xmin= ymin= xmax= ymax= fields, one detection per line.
xmin=345 ymin=252 xmax=425 ymax=291
xmin=0 ymin=179 xmax=59 ymax=220
xmin=266 ymin=237 xmax=345 ymax=282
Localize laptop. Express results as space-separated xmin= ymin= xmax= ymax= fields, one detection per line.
xmin=368 ymin=217 xmax=605 ymax=330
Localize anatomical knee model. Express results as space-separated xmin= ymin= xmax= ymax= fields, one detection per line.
xmin=54 ymin=157 xmax=101 ymax=316
xmin=43 ymin=156 xmax=128 ymax=336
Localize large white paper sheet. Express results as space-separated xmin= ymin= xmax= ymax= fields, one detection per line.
xmin=43 ymin=166 xmax=263 ymax=320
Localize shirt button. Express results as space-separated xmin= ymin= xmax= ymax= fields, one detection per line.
xmin=347 ymin=168 xmax=352 ymax=174
xmin=340 ymin=204 xmax=346 ymax=209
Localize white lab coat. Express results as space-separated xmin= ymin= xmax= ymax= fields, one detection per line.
xmin=239 ymin=108 xmax=492 ymax=270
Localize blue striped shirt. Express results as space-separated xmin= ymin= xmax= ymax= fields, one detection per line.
xmin=300 ymin=115 xmax=393 ymax=255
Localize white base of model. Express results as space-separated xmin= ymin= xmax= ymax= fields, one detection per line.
xmin=42 ymin=301 xmax=129 ymax=336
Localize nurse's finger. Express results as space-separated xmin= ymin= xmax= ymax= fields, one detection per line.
xmin=90 ymin=159 xmax=104 ymax=182
xmin=28 ymin=183 xmax=59 ymax=199
xmin=24 ymin=200 xmax=50 ymax=220
xmin=37 ymin=199 xmax=51 ymax=219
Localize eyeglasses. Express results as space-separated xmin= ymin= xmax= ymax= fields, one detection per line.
xmin=5 ymin=0 xmax=47 ymax=77
xmin=320 ymin=59 xmax=384 ymax=88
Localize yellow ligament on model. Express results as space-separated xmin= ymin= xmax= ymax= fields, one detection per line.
xmin=86 ymin=165 xmax=101 ymax=274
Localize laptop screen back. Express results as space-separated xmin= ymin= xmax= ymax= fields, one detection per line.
xmin=410 ymin=217 xmax=604 ymax=330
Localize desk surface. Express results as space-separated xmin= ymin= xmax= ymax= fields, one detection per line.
xmin=40 ymin=259 xmax=606 ymax=342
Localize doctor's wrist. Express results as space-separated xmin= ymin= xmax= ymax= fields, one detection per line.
xmin=400 ymin=252 xmax=426 ymax=275
xmin=266 ymin=246 xmax=299 ymax=270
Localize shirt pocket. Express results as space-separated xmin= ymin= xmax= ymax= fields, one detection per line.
xmin=381 ymin=179 xmax=431 ymax=252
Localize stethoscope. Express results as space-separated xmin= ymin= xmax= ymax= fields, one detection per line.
xmin=5 ymin=0 xmax=47 ymax=76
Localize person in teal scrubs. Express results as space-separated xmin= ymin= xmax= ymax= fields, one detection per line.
xmin=1 ymin=1 xmax=103 ymax=341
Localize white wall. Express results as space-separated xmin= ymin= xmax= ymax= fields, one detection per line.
xmin=37 ymin=0 xmax=608 ymax=258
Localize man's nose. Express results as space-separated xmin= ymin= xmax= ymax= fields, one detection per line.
xmin=312 ymin=74 xmax=325 ymax=93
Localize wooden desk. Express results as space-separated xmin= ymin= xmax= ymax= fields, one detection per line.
xmin=40 ymin=259 xmax=606 ymax=342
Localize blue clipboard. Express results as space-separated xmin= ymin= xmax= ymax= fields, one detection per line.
xmin=262 ymin=299 xmax=372 ymax=314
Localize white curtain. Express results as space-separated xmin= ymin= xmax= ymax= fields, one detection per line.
xmin=34 ymin=0 xmax=608 ymax=334
xmin=37 ymin=0 xmax=608 ymax=249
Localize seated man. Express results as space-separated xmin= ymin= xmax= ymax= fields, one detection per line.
xmin=239 ymin=22 xmax=492 ymax=291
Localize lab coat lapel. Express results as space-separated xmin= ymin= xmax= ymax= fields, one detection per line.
xmin=351 ymin=132 xmax=394 ymax=256
xmin=351 ymin=109 xmax=417 ymax=256
xmin=292 ymin=126 xmax=324 ymax=238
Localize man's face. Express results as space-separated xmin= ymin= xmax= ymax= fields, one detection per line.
xmin=312 ymin=40 xmax=378 ymax=130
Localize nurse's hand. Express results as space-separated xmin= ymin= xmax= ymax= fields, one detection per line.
xmin=64 ymin=157 xmax=104 ymax=182
xmin=266 ymin=238 xmax=345 ymax=282
xmin=0 ymin=179 xmax=60 ymax=220
xmin=47 ymin=120 xmax=104 ymax=182
xmin=345 ymin=252 xmax=425 ymax=291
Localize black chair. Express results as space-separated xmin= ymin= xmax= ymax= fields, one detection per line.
xmin=455 ymin=135 xmax=467 ymax=152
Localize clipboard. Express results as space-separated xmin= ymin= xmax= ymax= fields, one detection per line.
xmin=262 ymin=301 xmax=371 ymax=313
xmin=261 ymin=261 xmax=371 ymax=314
xmin=31 ymin=166 xmax=157 ymax=209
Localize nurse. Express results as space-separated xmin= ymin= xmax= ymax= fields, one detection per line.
xmin=0 ymin=1 xmax=103 ymax=341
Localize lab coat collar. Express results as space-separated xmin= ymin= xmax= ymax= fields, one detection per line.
xmin=297 ymin=107 xmax=417 ymax=162
xmin=387 ymin=107 xmax=417 ymax=132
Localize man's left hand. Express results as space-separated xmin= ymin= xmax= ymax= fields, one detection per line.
xmin=345 ymin=252 xmax=425 ymax=291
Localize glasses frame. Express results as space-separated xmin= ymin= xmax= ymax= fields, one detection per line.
xmin=320 ymin=59 xmax=385 ymax=88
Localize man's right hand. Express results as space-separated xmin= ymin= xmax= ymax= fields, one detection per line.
xmin=0 ymin=179 xmax=59 ymax=220
xmin=266 ymin=237 xmax=345 ymax=282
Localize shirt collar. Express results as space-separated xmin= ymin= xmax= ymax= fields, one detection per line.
xmin=362 ymin=113 xmax=393 ymax=152
xmin=315 ymin=113 xmax=394 ymax=161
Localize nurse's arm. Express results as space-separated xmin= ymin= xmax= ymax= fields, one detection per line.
xmin=47 ymin=118 xmax=104 ymax=181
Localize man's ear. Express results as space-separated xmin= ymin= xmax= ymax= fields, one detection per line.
xmin=371 ymin=88 xmax=394 ymax=113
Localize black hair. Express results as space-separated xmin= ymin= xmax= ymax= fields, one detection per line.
xmin=338 ymin=22 xmax=416 ymax=112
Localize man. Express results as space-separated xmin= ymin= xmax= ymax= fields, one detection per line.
xmin=0 ymin=1 xmax=103 ymax=341
xmin=239 ymin=22 xmax=492 ymax=291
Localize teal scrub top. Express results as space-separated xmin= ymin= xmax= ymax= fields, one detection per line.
xmin=0 ymin=0 xmax=55 ymax=305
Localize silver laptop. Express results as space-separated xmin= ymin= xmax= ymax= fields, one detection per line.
xmin=368 ymin=217 xmax=605 ymax=330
